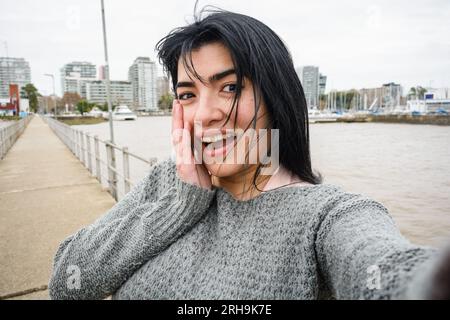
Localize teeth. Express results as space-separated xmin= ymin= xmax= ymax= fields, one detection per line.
xmin=202 ymin=132 xmax=236 ymax=144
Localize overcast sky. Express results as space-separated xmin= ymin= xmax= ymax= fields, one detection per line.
xmin=1 ymin=0 xmax=449 ymax=96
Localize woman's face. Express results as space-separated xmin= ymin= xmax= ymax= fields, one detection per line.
xmin=176 ymin=42 xmax=270 ymax=178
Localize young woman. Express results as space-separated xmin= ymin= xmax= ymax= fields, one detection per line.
xmin=49 ymin=8 xmax=449 ymax=300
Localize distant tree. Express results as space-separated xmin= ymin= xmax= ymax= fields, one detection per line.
xmin=61 ymin=92 xmax=81 ymax=112
xmin=158 ymin=93 xmax=174 ymax=111
xmin=319 ymin=94 xmax=327 ymax=110
xmin=408 ymin=86 xmax=427 ymax=100
xmin=417 ymin=86 xmax=427 ymax=100
xmin=97 ymin=102 xmax=109 ymax=112
xmin=23 ymin=83 xmax=40 ymax=113
xmin=76 ymin=99 xmax=94 ymax=116
xmin=407 ymin=87 xmax=417 ymax=99
xmin=345 ymin=90 xmax=357 ymax=110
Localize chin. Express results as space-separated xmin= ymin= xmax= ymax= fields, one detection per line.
xmin=204 ymin=162 xmax=245 ymax=178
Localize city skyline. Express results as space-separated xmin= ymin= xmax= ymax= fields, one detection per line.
xmin=1 ymin=0 xmax=449 ymax=96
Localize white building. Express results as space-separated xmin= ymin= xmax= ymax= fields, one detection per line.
xmin=128 ymin=57 xmax=158 ymax=111
xmin=425 ymin=88 xmax=450 ymax=100
xmin=157 ymin=76 xmax=171 ymax=102
xmin=0 ymin=57 xmax=31 ymax=98
xmin=85 ymin=80 xmax=133 ymax=106
xmin=382 ymin=82 xmax=403 ymax=109
xmin=319 ymin=73 xmax=327 ymax=96
xmin=407 ymin=88 xmax=450 ymax=113
xmin=296 ymin=66 xmax=320 ymax=108
xmin=98 ymin=65 xmax=107 ymax=80
xmin=60 ymin=61 xmax=96 ymax=97
xmin=423 ymin=88 xmax=450 ymax=113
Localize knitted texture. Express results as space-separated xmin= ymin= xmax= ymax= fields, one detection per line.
xmin=49 ymin=158 xmax=439 ymax=300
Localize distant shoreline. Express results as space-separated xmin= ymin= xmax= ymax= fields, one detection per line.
xmin=46 ymin=113 xmax=450 ymax=126
xmin=335 ymin=114 xmax=450 ymax=126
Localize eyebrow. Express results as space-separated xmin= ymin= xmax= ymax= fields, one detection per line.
xmin=176 ymin=68 xmax=236 ymax=90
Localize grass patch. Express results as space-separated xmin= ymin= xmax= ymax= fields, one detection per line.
xmin=0 ymin=115 xmax=21 ymax=121
xmin=58 ymin=117 xmax=107 ymax=126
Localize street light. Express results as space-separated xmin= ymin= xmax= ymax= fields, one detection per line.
xmin=44 ymin=73 xmax=56 ymax=119
xmin=100 ymin=0 xmax=117 ymax=200
xmin=100 ymin=0 xmax=115 ymax=144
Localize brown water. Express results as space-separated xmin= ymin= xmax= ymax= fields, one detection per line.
xmin=74 ymin=118 xmax=450 ymax=246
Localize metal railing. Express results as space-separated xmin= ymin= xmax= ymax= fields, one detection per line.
xmin=0 ymin=115 xmax=34 ymax=160
xmin=42 ymin=115 xmax=157 ymax=201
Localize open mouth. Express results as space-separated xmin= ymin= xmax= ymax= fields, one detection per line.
xmin=201 ymin=132 xmax=237 ymax=157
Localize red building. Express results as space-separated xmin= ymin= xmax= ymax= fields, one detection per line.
xmin=0 ymin=84 xmax=20 ymax=115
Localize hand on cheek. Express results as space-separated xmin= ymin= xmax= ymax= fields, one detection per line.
xmin=171 ymin=99 xmax=212 ymax=190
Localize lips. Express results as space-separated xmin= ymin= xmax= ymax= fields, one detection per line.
xmin=193 ymin=128 xmax=240 ymax=158
xmin=203 ymin=135 xmax=236 ymax=158
xmin=201 ymin=132 xmax=237 ymax=144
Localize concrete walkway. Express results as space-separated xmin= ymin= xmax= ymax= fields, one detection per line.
xmin=0 ymin=116 xmax=116 ymax=299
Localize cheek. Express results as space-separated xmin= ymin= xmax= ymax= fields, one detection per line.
xmin=183 ymin=108 xmax=196 ymax=124
xmin=235 ymin=97 xmax=256 ymax=127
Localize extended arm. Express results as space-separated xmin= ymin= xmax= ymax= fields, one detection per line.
xmin=315 ymin=192 xmax=440 ymax=299
xmin=48 ymin=160 xmax=216 ymax=300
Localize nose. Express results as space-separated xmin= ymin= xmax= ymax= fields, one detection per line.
xmin=193 ymin=92 xmax=226 ymax=130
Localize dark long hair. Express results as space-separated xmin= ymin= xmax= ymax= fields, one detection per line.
xmin=156 ymin=5 xmax=322 ymax=187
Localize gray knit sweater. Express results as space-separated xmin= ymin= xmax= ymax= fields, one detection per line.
xmin=49 ymin=158 xmax=440 ymax=300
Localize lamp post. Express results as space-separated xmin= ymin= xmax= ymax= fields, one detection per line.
xmin=44 ymin=73 xmax=56 ymax=120
xmin=100 ymin=0 xmax=117 ymax=199
xmin=100 ymin=0 xmax=115 ymax=144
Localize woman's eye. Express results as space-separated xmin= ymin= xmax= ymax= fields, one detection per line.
xmin=222 ymin=84 xmax=237 ymax=93
xmin=178 ymin=93 xmax=194 ymax=100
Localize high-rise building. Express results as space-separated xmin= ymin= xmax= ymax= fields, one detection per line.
xmin=98 ymin=65 xmax=107 ymax=80
xmin=85 ymin=80 xmax=133 ymax=106
xmin=360 ymin=83 xmax=402 ymax=111
xmin=319 ymin=73 xmax=327 ymax=95
xmin=60 ymin=61 xmax=96 ymax=97
xmin=359 ymin=87 xmax=384 ymax=111
xmin=296 ymin=66 xmax=320 ymax=108
xmin=128 ymin=57 xmax=158 ymax=111
xmin=0 ymin=57 xmax=31 ymax=98
xmin=382 ymin=82 xmax=402 ymax=109
xmin=156 ymin=76 xmax=171 ymax=102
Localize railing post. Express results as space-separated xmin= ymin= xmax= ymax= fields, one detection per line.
xmin=86 ymin=133 xmax=92 ymax=175
xmin=80 ymin=131 xmax=86 ymax=165
xmin=74 ymin=130 xmax=78 ymax=158
xmin=77 ymin=130 xmax=82 ymax=160
xmin=105 ymin=141 xmax=117 ymax=201
xmin=123 ymin=147 xmax=130 ymax=194
xmin=7 ymin=126 xmax=11 ymax=151
xmin=71 ymin=128 xmax=76 ymax=155
xmin=0 ymin=129 xmax=4 ymax=159
xmin=94 ymin=135 xmax=101 ymax=182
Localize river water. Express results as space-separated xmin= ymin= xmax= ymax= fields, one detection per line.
xmin=73 ymin=117 xmax=450 ymax=246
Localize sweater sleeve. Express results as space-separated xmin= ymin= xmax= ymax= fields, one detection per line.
xmin=315 ymin=190 xmax=439 ymax=300
xmin=48 ymin=159 xmax=216 ymax=300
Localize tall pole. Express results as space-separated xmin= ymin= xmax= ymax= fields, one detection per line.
xmin=101 ymin=0 xmax=115 ymax=144
xmin=100 ymin=0 xmax=117 ymax=199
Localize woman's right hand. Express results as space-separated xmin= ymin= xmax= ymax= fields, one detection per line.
xmin=171 ymin=99 xmax=212 ymax=190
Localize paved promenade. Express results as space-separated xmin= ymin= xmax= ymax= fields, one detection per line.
xmin=0 ymin=116 xmax=116 ymax=299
